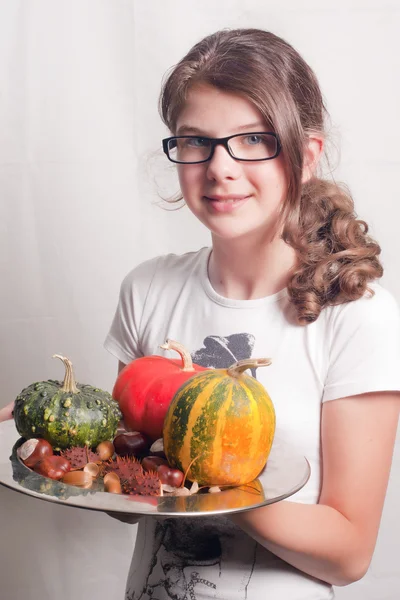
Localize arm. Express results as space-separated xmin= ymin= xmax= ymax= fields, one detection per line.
xmin=231 ymin=391 xmax=400 ymax=586
xmin=0 ymin=400 xmax=15 ymax=423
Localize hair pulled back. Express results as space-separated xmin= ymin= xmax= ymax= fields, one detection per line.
xmin=159 ymin=28 xmax=382 ymax=323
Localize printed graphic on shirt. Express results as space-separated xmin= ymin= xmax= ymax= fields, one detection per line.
xmin=126 ymin=333 xmax=258 ymax=600
xmin=192 ymin=333 xmax=257 ymax=377
xmin=126 ymin=517 xmax=258 ymax=600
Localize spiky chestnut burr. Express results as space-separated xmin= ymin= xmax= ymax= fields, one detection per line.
xmin=103 ymin=455 xmax=144 ymax=480
xmin=60 ymin=446 xmax=101 ymax=470
xmin=104 ymin=456 xmax=162 ymax=496
xmin=122 ymin=471 xmax=162 ymax=496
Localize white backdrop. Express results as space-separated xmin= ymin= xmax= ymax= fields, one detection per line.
xmin=1 ymin=1 xmax=399 ymax=598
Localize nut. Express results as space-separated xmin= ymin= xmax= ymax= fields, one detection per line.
xmin=17 ymin=438 xmax=53 ymax=468
xmin=83 ymin=462 xmax=100 ymax=479
xmin=96 ymin=440 xmax=115 ymax=461
xmin=34 ymin=455 xmax=71 ymax=480
xmin=104 ymin=472 xmax=122 ymax=494
xmin=103 ymin=472 xmax=120 ymax=484
xmin=62 ymin=471 xmax=93 ymax=488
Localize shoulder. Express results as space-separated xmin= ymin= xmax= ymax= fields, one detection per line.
xmin=327 ymin=282 xmax=399 ymax=329
xmin=322 ymin=282 xmax=400 ymax=401
xmin=324 ymin=282 xmax=400 ymax=355
xmin=119 ymin=247 xmax=209 ymax=294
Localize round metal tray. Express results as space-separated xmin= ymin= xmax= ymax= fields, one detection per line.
xmin=0 ymin=420 xmax=310 ymax=516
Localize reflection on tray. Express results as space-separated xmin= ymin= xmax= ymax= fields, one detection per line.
xmin=10 ymin=438 xmax=97 ymax=501
xmin=157 ymin=480 xmax=265 ymax=514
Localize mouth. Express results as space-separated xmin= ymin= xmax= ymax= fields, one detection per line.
xmin=205 ymin=194 xmax=249 ymax=201
xmin=203 ymin=195 xmax=250 ymax=212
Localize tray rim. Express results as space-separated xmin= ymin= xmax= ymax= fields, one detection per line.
xmin=0 ymin=419 xmax=311 ymax=517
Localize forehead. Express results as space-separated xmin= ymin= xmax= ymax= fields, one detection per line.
xmin=175 ymin=84 xmax=267 ymax=137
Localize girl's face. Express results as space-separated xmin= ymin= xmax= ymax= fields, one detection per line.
xmin=175 ymin=84 xmax=288 ymax=242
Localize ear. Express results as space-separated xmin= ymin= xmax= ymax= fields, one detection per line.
xmin=302 ymin=135 xmax=324 ymax=183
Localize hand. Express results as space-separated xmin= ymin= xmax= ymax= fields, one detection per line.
xmin=0 ymin=401 xmax=14 ymax=423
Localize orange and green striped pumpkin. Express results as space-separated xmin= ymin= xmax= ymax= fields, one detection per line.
xmin=163 ymin=358 xmax=275 ymax=486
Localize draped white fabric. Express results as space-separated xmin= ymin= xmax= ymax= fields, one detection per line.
xmin=1 ymin=1 xmax=399 ymax=599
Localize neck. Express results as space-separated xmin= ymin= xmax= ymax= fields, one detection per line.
xmin=208 ymin=232 xmax=297 ymax=300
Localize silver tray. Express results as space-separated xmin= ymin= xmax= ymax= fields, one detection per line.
xmin=0 ymin=420 xmax=310 ymax=517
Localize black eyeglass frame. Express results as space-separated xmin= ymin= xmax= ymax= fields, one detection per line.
xmin=162 ymin=132 xmax=282 ymax=164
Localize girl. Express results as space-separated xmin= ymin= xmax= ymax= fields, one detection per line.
xmin=104 ymin=27 xmax=400 ymax=599
xmin=105 ymin=28 xmax=400 ymax=600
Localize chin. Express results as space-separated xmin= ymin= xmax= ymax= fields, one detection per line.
xmin=209 ymin=223 xmax=258 ymax=241
xmin=190 ymin=206 xmax=275 ymax=241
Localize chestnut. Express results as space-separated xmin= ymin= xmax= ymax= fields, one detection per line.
xmin=17 ymin=438 xmax=53 ymax=468
xmin=113 ymin=432 xmax=150 ymax=458
xmin=157 ymin=464 xmax=184 ymax=488
xmin=34 ymin=456 xmax=71 ymax=480
xmin=141 ymin=456 xmax=168 ymax=472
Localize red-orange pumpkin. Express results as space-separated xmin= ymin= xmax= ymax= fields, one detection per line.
xmin=112 ymin=340 xmax=206 ymax=441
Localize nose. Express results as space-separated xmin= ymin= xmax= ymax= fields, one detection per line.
xmin=205 ymin=144 xmax=242 ymax=182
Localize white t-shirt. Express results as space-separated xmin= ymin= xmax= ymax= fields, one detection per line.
xmin=105 ymin=246 xmax=400 ymax=600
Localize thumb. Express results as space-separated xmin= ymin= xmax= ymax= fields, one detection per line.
xmin=0 ymin=400 xmax=15 ymax=423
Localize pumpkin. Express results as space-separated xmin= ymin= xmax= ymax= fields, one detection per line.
xmin=163 ymin=358 xmax=275 ymax=486
xmin=113 ymin=339 xmax=206 ymax=441
xmin=13 ymin=355 xmax=121 ymax=450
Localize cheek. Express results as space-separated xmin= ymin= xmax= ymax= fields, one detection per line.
xmin=177 ymin=167 xmax=187 ymax=192
xmin=177 ymin=165 xmax=203 ymax=195
xmin=256 ymin=161 xmax=288 ymax=198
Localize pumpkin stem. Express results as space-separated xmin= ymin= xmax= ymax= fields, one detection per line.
xmin=227 ymin=358 xmax=272 ymax=378
xmin=159 ymin=339 xmax=194 ymax=372
xmin=52 ymin=354 xmax=80 ymax=394
xmin=181 ymin=452 xmax=208 ymax=487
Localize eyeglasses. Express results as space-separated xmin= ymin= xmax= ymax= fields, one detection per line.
xmin=162 ymin=132 xmax=281 ymax=164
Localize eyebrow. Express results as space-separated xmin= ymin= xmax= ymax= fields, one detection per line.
xmin=175 ymin=122 xmax=267 ymax=136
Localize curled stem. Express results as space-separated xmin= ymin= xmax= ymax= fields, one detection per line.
xmin=159 ymin=339 xmax=194 ymax=372
xmin=52 ymin=354 xmax=80 ymax=394
xmin=227 ymin=358 xmax=272 ymax=378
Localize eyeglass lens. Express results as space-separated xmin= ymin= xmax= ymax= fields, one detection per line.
xmin=167 ymin=133 xmax=278 ymax=163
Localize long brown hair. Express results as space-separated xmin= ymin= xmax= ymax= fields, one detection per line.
xmin=159 ymin=28 xmax=382 ymax=323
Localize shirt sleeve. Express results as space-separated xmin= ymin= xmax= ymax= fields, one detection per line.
xmin=104 ymin=256 xmax=160 ymax=366
xmin=323 ymin=284 xmax=400 ymax=402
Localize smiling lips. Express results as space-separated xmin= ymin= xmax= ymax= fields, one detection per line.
xmin=204 ymin=194 xmax=250 ymax=213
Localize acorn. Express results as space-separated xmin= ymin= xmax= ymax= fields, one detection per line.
xmin=96 ymin=440 xmax=115 ymax=461
xmin=83 ymin=462 xmax=100 ymax=479
xmin=62 ymin=471 xmax=93 ymax=488
xmin=104 ymin=473 xmax=122 ymax=494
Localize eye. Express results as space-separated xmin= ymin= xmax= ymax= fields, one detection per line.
xmin=243 ymin=134 xmax=264 ymax=145
xmin=185 ymin=137 xmax=208 ymax=148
